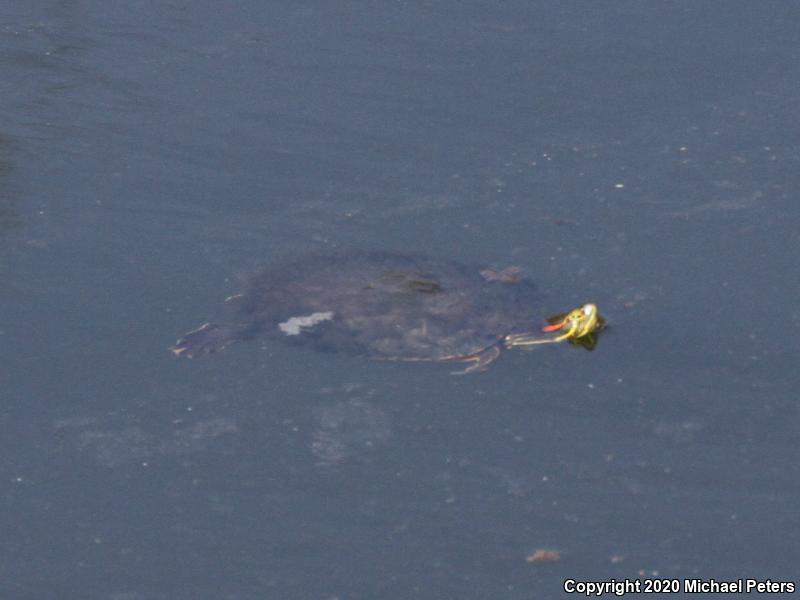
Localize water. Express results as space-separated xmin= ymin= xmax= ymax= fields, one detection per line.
xmin=2 ymin=2 xmax=798 ymax=598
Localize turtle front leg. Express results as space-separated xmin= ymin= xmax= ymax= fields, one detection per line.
xmin=451 ymin=345 xmax=501 ymax=375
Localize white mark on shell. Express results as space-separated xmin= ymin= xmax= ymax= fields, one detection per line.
xmin=278 ymin=311 xmax=334 ymax=336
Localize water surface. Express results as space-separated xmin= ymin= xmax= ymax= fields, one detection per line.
xmin=2 ymin=2 xmax=798 ymax=598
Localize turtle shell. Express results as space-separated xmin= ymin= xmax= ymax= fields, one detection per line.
xmin=174 ymin=251 xmax=543 ymax=362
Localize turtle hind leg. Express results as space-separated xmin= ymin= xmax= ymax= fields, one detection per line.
xmin=171 ymin=322 xmax=250 ymax=358
xmin=450 ymin=345 xmax=502 ymax=375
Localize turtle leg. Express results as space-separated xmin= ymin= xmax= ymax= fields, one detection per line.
xmin=171 ymin=322 xmax=251 ymax=358
xmin=480 ymin=266 xmax=522 ymax=283
xmin=450 ymin=345 xmax=502 ymax=375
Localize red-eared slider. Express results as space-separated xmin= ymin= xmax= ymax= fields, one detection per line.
xmin=172 ymin=251 xmax=605 ymax=373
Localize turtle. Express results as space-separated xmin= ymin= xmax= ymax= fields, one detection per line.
xmin=172 ymin=251 xmax=605 ymax=373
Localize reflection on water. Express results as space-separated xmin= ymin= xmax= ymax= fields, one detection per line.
xmin=56 ymin=416 xmax=238 ymax=468
xmin=0 ymin=134 xmax=21 ymax=235
xmin=311 ymin=387 xmax=392 ymax=466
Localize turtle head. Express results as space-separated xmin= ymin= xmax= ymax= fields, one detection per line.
xmin=542 ymin=303 xmax=603 ymax=341
xmin=504 ymin=303 xmax=606 ymax=349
